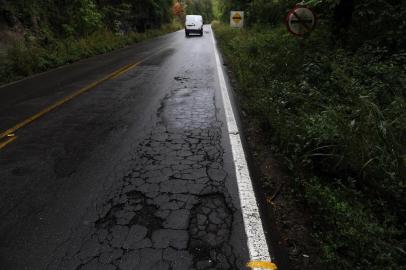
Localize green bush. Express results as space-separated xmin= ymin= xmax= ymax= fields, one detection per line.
xmin=74 ymin=0 xmax=103 ymax=36
xmin=304 ymin=178 xmax=403 ymax=269
xmin=213 ymin=22 xmax=406 ymax=268
xmin=0 ymin=23 xmax=181 ymax=85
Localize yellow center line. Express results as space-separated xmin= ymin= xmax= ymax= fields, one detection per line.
xmin=0 ymin=62 xmax=137 ymax=141
xmin=247 ymin=261 xmax=278 ymax=270
xmin=0 ymin=45 xmax=169 ymax=149
xmin=0 ymin=135 xmax=18 ymax=150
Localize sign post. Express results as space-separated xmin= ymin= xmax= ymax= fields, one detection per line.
xmin=286 ymin=4 xmax=316 ymax=36
xmin=230 ymin=11 xmax=244 ymax=28
xmin=286 ymin=3 xmax=316 ymax=62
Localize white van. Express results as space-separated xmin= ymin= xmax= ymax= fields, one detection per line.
xmin=185 ymin=15 xmax=203 ymax=37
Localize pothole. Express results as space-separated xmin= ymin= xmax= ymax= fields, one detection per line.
xmin=189 ymin=194 xmax=236 ymax=269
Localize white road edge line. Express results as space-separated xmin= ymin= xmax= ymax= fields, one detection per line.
xmin=210 ymin=26 xmax=272 ymax=268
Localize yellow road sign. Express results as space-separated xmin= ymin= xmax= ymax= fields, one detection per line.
xmin=230 ymin=11 xmax=244 ymax=28
xmin=232 ymin=12 xmax=242 ymax=23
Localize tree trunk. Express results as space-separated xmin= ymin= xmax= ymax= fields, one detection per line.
xmin=333 ymin=0 xmax=355 ymax=32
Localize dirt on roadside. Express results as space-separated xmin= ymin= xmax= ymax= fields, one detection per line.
xmin=225 ymin=66 xmax=324 ymax=270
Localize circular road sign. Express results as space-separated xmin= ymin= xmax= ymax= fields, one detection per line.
xmin=286 ymin=5 xmax=316 ymax=36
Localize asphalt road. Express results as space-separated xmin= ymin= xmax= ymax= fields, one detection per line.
xmin=0 ymin=26 xmax=263 ymax=270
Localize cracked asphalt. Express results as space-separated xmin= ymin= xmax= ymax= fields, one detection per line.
xmin=0 ymin=26 xmax=252 ymax=269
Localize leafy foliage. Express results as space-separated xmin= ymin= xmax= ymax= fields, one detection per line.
xmin=1 ymin=22 xmax=181 ymax=83
xmin=213 ymin=16 xmax=405 ymax=268
xmin=74 ymin=0 xmax=103 ymax=35
xmin=184 ymin=0 xmax=215 ymax=22
xmin=1 ymin=0 xmax=175 ymax=35
xmin=0 ymin=0 xmax=181 ymax=84
xmin=214 ymin=2 xmax=406 ymax=267
xmin=304 ymin=177 xmax=404 ymax=269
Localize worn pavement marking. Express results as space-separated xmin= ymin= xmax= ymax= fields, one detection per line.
xmin=0 ymin=135 xmax=17 ymax=150
xmin=0 ymin=46 xmax=169 ymax=150
xmin=247 ymin=261 xmax=278 ymax=269
xmin=210 ymin=26 xmax=273 ymax=268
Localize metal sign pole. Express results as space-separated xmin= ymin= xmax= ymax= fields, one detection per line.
xmin=285 ymin=2 xmax=317 ymax=62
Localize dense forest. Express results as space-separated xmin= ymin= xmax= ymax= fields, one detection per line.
xmin=0 ymin=0 xmax=223 ymax=83
xmin=0 ymin=0 xmax=174 ymax=36
xmin=0 ymin=0 xmax=180 ymax=84
xmin=213 ymin=0 xmax=405 ymax=269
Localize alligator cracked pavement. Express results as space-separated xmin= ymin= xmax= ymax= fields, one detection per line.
xmin=51 ymin=79 xmax=243 ymax=270
xmin=0 ymin=26 xmax=264 ymax=270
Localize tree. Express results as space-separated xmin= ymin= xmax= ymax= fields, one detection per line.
xmin=172 ymin=1 xmax=185 ymax=22
xmin=185 ymin=0 xmax=213 ymax=22
xmin=74 ymin=0 xmax=103 ymax=35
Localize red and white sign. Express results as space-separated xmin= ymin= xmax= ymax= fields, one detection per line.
xmin=286 ymin=5 xmax=316 ymax=36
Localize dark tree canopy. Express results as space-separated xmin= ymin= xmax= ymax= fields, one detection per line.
xmin=218 ymin=0 xmax=406 ymax=50
xmin=0 ymin=0 xmax=174 ymax=36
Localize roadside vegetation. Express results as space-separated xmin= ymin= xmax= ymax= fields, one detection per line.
xmin=0 ymin=0 xmax=221 ymax=85
xmin=173 ymin=0 xmax=216 ymax=24
xmin=0 ymin=24 xmax=180 ymax=85
xmin=213 ymin=0 xmax=405 ymax=268
xmin=0 ymin=0 xmax=182 ymax=85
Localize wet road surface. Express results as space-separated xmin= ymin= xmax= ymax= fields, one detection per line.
xmin=0 ymin=26 xmax=263 ymax=269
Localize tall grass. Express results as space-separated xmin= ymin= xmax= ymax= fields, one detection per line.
xmin=213 ymin=22 xmax=406 ymax=269
xmin=0 ymin=21 xmax=182 ymax=85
